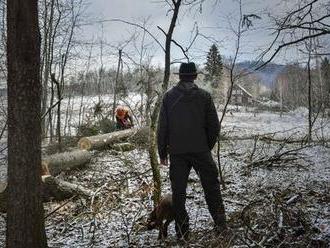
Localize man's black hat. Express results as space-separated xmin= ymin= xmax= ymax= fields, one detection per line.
xmin=174 ymin=62 xmax=199 ymax=75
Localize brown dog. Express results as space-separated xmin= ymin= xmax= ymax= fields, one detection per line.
xmin=146 ymin=194 xmax=174 ymax=239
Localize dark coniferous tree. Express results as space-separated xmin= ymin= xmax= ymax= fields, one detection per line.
xmin=205 ymin=44 xmax=223 ymax=87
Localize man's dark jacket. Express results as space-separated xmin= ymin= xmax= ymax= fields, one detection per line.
xmin=157 ymin=81 xmax=220 ymax=160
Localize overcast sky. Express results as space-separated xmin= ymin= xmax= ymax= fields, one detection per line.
xmin=77 ymin=0 xmax=329 ymax=69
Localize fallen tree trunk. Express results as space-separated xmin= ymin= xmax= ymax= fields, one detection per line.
xmin=42 ymin=149 xmax=92 ymax=176
xmin=78 ymin=128 xmax=138 ymax=150
xmin=42 ymin=175 xmax=92 ymax=201
xmin=0 ymin=177 xmax=92 ymax=212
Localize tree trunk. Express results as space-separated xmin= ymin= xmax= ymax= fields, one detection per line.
xmin=42 ymin=150 xmax=92 ymax=176
xmin=216 ymin=3 xmax=245 ymax=190
xmin=1 ymin=177 xmax=92 ymax=212
xmin=41 ymin=0 xmax=55 ymax=138
xmin=51 ymin=73 xmax=62 ymax=151
xmin=40 ymin=0 xmax=49 ymax=137
xmin=49 ymin=78 xmax=55 ymax=142
xmin=78 ymin=45 xmax=93 ymax=127
xmin=145 ymin=69 xmax=153 ymax=126
xmin=78 ymin=128 xmax=137 ymax=150
xmin=148 ymin=126 xmax=161 ymax=204
xmin=6 ymin=0 xmax=48 ymax=247
xmin=42 ymin=176 xmax=92 ymax=201
xmin=149 ymin=0 xmax=182 ymax=205
xmin=64 ymin=88 xmax=73 ymax=136
xmin=307 ymin=51 xmax=312 ymax=143
xmin=112 ymin=49 xmax=122 ymax=121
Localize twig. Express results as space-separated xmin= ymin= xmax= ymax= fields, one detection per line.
xmin=248 ymin=145 xmax=310 ymax=168
xmin=0 ymin=119 xmax=7 ymax=140
xmin=44 ymin=195 xmax=77 ymax=219
xmin=41 ymin=98 xmax=63 ymax=120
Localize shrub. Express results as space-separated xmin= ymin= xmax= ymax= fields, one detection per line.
xmin=43 ymin=136 xmax=80 ymax=155
xmin=77 ymin=123 xmax=99 ymax=137
xmin=129 ymin=127 xmax=150 ymax=149
xmin=97 ymin=118 xmax=117 ymax=133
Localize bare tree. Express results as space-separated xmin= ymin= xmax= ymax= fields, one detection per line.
xmin=40 ymin=0 xmax=55 ymax=137
xmin=256 ymin=0 xmax=330 ymax=69
xmin=112 ymin=49 xmax=123 ymax=121
xmin=78 ymin=43 xmax=94 ymax=127
xmin=260 ymin=1 xmax=330 ymax=141
xmin=6 ymin=0 xmax=47 ymax=247
xmin=38 ymin=0 xmax=87 ymax=143
xmin=216 ymin=0 xmax=257 ymax=189
xmin=307 ymin=42 xmax=313 ymax=142
xmin=148 ymin=0 xmax=183 ymax=204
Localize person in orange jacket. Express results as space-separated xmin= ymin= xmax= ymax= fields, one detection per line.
xmin=115 ymin=105 xmax=134 ymax=130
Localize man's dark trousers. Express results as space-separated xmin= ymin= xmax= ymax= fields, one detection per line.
xmin=169 ymin=151 xmax=226 ymax=237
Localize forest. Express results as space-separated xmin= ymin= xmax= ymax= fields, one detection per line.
xmin=0 ymin=0 xmax=329 ymax=247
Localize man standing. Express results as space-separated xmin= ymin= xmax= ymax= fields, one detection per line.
xmin=157 ymin=62 xmax=227 ymax=240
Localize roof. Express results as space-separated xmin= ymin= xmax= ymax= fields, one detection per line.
xmin=235 ymin=84 xmax=253 ymax=98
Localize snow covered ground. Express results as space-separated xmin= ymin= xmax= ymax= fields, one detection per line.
xmin=222 ymin=107 xmax=330 ymax=141
xmin=0 ymin=94 xmax=329 ymax=247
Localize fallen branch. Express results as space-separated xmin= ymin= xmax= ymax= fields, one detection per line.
xmin=247 ymin=145 xmax=309 ymax=168
xmin=286 ymin=194 xmax=301 ymax=205
xmin=42 ymin=175 xmax=92 ymax=201
xmin=44 ymin=195 xmax=78 ymax=219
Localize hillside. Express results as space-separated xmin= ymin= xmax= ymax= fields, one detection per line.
xmin=237 ymin=61 xmax=286 ymax=88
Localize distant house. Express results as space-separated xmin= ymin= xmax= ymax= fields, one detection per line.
xmin=230 ymin=84 xmax=255 ymax=106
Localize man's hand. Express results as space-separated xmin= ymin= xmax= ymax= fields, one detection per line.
xmin=160 ymin=158 xmax=168 ymax=166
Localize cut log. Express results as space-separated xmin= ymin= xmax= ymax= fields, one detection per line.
xmin=42 ymin=175 xmax=92 ymax=201
xmin=78 ymin=128 xmax=137 ymax=150
xmin=42 ymin=149 xmax=92 ymax=176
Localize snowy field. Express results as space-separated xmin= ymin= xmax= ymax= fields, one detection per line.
xmin=0 ymin=94 xmax=329 ymax=247
xmin=223 ymin=109 xmax=330 ymax=141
